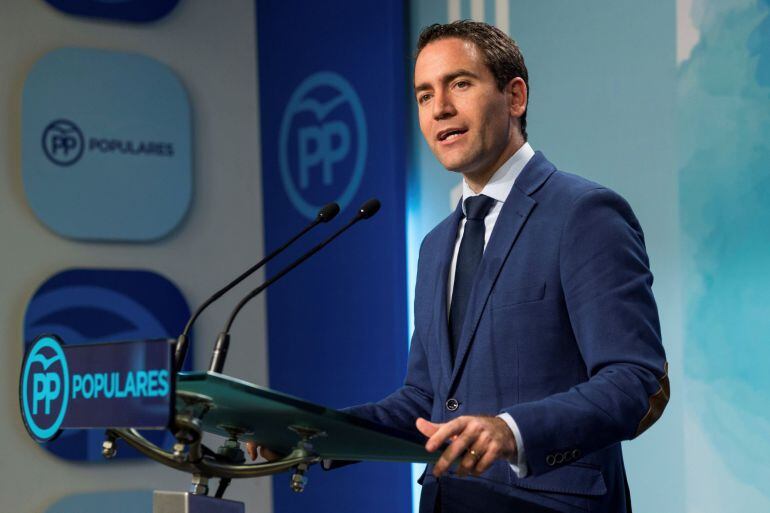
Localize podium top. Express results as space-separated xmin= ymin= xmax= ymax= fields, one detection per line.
xmin=176 ymin=372 xmax=438 ymax=464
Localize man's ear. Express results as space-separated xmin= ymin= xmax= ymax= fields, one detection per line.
xmin=508 ymin=77 xmax=527 ymax=118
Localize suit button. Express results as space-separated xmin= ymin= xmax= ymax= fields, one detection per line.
xmin=445 ymin=398 xmax=459 ymax=411
xmin=546 ymin=455 xmax=556 ymax=466
xmin=572 ymin=449 xmax=581 ymax=460
xmin=555 ymin=452 xmax=565 ymax=464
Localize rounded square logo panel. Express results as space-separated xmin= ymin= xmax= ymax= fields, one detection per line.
xmin=43 ymin=0 xmax=180 ymax=23
xmin=23 ymin=268 xmax=193 ymax=461
xmin=22 ymin=48 xmax=192 ymax=241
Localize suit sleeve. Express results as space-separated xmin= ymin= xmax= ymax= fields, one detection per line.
xmin=502 ymin=187 xmax=669 ymax=476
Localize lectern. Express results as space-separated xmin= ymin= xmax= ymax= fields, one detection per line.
xmin=20 ymin=335 xmax=436 ymax=513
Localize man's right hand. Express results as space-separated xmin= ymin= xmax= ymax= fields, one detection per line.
xmin=245 ymin=442 xmax=284 ymax=462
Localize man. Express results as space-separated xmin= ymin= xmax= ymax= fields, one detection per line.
xmin=254 ymin=21 xmax=669 ymax=513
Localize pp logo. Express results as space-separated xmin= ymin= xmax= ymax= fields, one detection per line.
xmin=279 ymin=72 xmax=368 ymax=219
xmin=21 ymin=335 xmax=70 ymax=442
xmin=42 ymin=119 xmax=84 ymax=166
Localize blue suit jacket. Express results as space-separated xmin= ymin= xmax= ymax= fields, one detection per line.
xmin=350 ymin=152 xmax=669 ymax=512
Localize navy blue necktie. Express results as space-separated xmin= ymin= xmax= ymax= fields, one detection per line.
xmin=449 ymin=194 xmax=496 ymax=364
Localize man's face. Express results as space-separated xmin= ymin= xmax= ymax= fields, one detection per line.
xmin=414 ymin=38 xmax=516 ymax=178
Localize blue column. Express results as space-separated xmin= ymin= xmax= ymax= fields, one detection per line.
xmin=257 ymin=1 xmax=410 ymax=511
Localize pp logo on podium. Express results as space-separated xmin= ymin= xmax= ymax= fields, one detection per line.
xmin=279 ymin=71 xmax=368 ymax=219
xmin=20 ymin=335 xmax=70 ymax=442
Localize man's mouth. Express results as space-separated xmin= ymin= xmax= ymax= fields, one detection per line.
xmin=437 ymin=128 xmax=468 ymax=143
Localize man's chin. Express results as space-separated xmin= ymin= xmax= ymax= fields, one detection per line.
xmin=436 ymin=157 xmax=471 ymax=174
xmin=440 ymin=160 xmax=480 ymax=176
xmin=434 ymin=150 xmax=483 ymax=175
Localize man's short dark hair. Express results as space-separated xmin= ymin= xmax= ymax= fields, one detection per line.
xmin=417 ymin=20 xmax=529 ymax=140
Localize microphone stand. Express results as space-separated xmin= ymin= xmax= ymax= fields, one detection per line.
xmin=208 ymin=199 xmax=381 ymax=373
xmin=173 ymin=202 xmax=340 ymax=373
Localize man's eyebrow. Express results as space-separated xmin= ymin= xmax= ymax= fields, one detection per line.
xmin=414 ymin=69 xmax=481 ymax=93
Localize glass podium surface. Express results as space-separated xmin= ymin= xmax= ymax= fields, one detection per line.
xmin=176 ymin=372 xmax=438 ymax=463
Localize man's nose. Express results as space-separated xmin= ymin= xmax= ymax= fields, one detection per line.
xmin=432 ymin=90 xmax=456 ymax=120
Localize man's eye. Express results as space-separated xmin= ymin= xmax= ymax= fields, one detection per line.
xmin=418 ymin=93 xmax=432 ymax=104
xmin=455 ymin=81 xmax=470 ymax=89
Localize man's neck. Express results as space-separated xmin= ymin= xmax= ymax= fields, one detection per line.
xmin=464 ymin=137 xmax=525 ymax=193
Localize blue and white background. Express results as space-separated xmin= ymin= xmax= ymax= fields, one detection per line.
xmin=22 ymin=47 xmax=192 ymax=241
xmin=1 ymin=0 xmax=769 ymax=512
xmin=678 ymin=0 xmax=770 ymax=509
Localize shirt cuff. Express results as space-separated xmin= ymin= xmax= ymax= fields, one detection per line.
xmin=497 ymin=412 xmax=528 ymax=478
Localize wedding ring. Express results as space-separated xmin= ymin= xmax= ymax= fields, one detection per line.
xmin=468 ymin=449 xmax=480 ymax=461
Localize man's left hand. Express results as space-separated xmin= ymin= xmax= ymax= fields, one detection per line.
xmin=416 ymin=416 xmax=517 ymax=478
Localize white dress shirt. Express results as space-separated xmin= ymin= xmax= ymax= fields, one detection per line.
xmin=447 ymin=142 xmax=535 ymax=478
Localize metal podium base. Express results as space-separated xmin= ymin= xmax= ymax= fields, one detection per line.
xmin=153 ymin=491 xmax=245 ymax=513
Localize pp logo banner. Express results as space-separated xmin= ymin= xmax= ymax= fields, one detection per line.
xmin=44 ymin=0 xmax=180 ymax=23
xmin=40 ymin=117 xmax=174 ymax=168
xmin=22 ymin=48 xmax=192 ymax=241
xmin=279 ymin=71 xmax=367 ymax=219
xmin=24 ymin=268 xmax=191 ymax=460
xmin=20 ymin=336 xmax=69 ymax=442
xmin=19 ymin=335 xmax=174 ymax=443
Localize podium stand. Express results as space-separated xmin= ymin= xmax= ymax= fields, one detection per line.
xmin=20 ymin=335 xmax=435 ymax=512
xmin=107 ymin=371 xmax=437 ymax=512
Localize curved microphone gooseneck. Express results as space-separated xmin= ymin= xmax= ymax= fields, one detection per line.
xmin=208 ymin=198 xmax=381 ymax=374
xmin=173 ymin=202 xmax=340 ymax=373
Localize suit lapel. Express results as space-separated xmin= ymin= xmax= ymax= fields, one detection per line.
xmin=449 ymin=152 xmax=556 ymax=389
xmin=433 ymin=202 xmax=464 ymax=385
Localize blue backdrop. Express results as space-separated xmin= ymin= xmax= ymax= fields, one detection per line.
xmin=257 ymin=0 xmax=411 ymax=512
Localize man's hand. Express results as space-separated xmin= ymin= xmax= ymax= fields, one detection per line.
xmin=416 ymin=416 xmax=517 ymax=478
xmin=245 ymin=442 xmax=283 ymax=462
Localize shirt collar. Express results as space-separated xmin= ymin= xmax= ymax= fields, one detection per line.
xmin=461 ymin=142 xmax=535 ymax=215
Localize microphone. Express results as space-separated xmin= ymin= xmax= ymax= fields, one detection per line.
xmin=208 ymin=198 xmax=381 ymax=373
xmin=174 ymin=202 xmax=340 ymax=373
